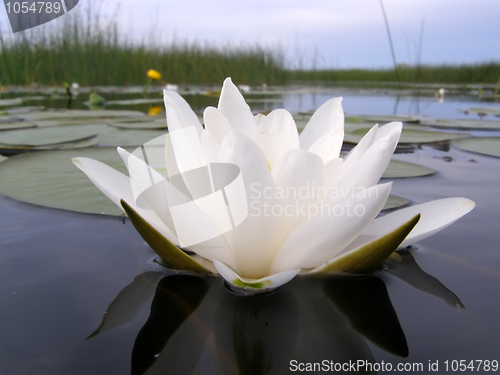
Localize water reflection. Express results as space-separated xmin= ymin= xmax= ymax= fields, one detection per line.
xmin=88 ymin=249 xmax=463 ymax=375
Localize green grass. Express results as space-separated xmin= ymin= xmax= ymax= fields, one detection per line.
xmin=288 ymin=62 xmax=500 ymax=86
xmin=0 ymin=9 xmax=286 ymax=87
xmin=0 ymin=7 xmax=498 ymax=88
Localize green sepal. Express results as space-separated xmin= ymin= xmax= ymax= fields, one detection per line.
xmin=312 ymin=214 xmax=421 ymax=274
xmin=120 ymin=199 xmax=212 ymax=274
xmin=89 ymin=91 xmax=106 ymax=106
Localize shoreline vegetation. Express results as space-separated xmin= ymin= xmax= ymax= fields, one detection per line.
xmin=0 ymin=9 xmax=499 ymax=88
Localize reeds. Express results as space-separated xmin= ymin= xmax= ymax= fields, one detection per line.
xmin=288 ymin=62 xmax=500 ymax=85
xmin=0 ymin=5 xmax=498 ymax=87
xmin=0 ymin=6 xmax=286 ymax=86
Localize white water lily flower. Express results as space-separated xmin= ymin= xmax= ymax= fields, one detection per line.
xmin=73 ymin=78 xmax=475 ymax=293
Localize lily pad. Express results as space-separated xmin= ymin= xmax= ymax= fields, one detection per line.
xmin=0 ymin=137 xmax=99 ymax=153
xmin=98 ymin=128 xmax=168 ymax=146
xmin=463 ymin=107 xmax=500 ymax=116
xmin=0 ymin=121 xmax=37 ymax=130
xmin=0 ymin=148 xmax=127 ymax=215
xmin=107 ymin=98 xmax=164 ymax=105
xmin=383 ymin=160 xmax=435 ymax=178
xmin=5 ymin=106 xmax=45 ymax=115
xmin=346 ymin=115 xmax=420 ymax=124
xmin=0 ymin=124 xmax=107 ymax=146
xmin=344 ymin=127 xmax=468 ymax=144
xmin=383 ymin=195 xmax=410 ymax=210
xmin=19 ymin=109 xmax=146 ymax=122
xmin=107 ymin=117 xmax=156 ymax=124
xmin=419 ymin=118 xmax=500 ymax=130
xmin=0 ymin=98 xmax=23 ymax=107
xmin=34 ymin=120 xmax=110 ymax=128
xmin=107 ymin=122 xmax=168 ymax=130
xmin=452 ymin=137 xmax=500 ymax=158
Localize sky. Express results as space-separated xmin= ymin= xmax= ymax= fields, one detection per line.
xmin=1 ymin=0 xmax=499 ymax=69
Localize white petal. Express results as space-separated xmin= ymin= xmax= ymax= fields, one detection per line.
xmin=218 ymin=130 xmax=281 ymax=279
xmin=340 ymin=124 xmax=378 ymax=178
xmin=167 ymin=125 xmax=206 ymax=173
xmin=374 ymin=121 xmax=403 ymax=142
xmin=252 ymin=109 xmax=299 ymax=168
xmin=271 ymin=149 xmax=324 ymax=247
xmin=116 ymin=147 xmax=186 ymax=236
xmin=72 ymin=156 xmax=132 ymax=209
xmin=214 ymin=260 xmax=300 ymax=292
xmin=117 ymin=148 xmax=239 ymax=269
xmin=203 ymin=106 xmax=231 ymax=144
xmin=336 ymin=131 xmax=400 ymax=192
xmin=72 ymin=156 xmax=178 ymax=244
xmin=299 ymin=97 xmax=344 ymax=150
xmin=200 ymin=130 xmax=220 ymax=164
xmin=269 ymin=183 xmax=392 ymax=273
xmin=254 ymin=113 xmax=266 ymax=125
xmin=163 ymin=90 xmax=203 ymax=134
xmin=307 ymin=128 xmax=344 ymax=163
xmin=218 ymin=77 xmax=256 ymax=137
xmin=324 ymin=158 xmax=343 ymax=190
xmin=345 ymin=197 xmax=476 ymax=251
xmin=340 ymin=122 xmax=402 ymax=180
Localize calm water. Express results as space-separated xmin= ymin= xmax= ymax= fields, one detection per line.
xmin=0 ymin=89 xmax=499 ymax=374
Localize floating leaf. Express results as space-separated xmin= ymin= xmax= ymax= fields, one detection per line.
xmin=0 ymin=98 xmax=23 ymax=107
xmin=452 ymin=137 xmax=500 ymax=158
xmin=5 ymin=106 xmax=45 ymax=115
xmin=383 ymin=195 xmax=410 ymax=210
xmin=107 ymin=98 xmax=164 ymax=105
xmin=0 ymin=137 xmax=99 ymax=152
xmin=311 ymin=214 xmax=420 ymax=274
xmin=420 ymin=118 xmax=500 ymax=130
xmin=383 ymin=160 xmax=435 ymax=178
xmin=0 ymin=121 xmax=36 ymax=130
xmin=0 ymin=124 xmax=107 ymax=146
xmin=107 ymin=122 xmax=168 ymax=130
xmin=202 ymin=89 xmax=221 ymax=97
xmin=344 ymin=127 xmax=468 ymax=144
xmin=34 ymin=119 xmax=109 ymax=128
xmin=463 ymin=107 xmax=500 ymax=116
xmin=346 ymin=114 xmax=420 ymax=124
xmin=121 ymin=200 xmax=212 ymax=274
xmin=97 ymin=128 xmax=167 ymax=146
xmin=19 ymin=109 xmax=146 ymax=122
xmin=89 ymin=92 xmax=106 ymax=106
xmin=107 ymin=117 xmax=156 ymax=124
xmin=0 ymin=148 xmax=126 ymax=215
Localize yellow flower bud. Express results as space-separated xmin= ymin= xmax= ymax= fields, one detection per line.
xmin=148 ymin=106 xmax=162 ymax=116
xmin=147 ymin=69 xmax=162 ymax=81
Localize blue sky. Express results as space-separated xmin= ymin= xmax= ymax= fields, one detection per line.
xmin=1 ymin=0 xmax=499 ymax=69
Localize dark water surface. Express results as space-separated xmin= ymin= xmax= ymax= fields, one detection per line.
xmin=0 ymin=91 xmax=499 ymax=374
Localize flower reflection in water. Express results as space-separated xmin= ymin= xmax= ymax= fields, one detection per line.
xmin=88 ymin=248 xmax=463 ymax=375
